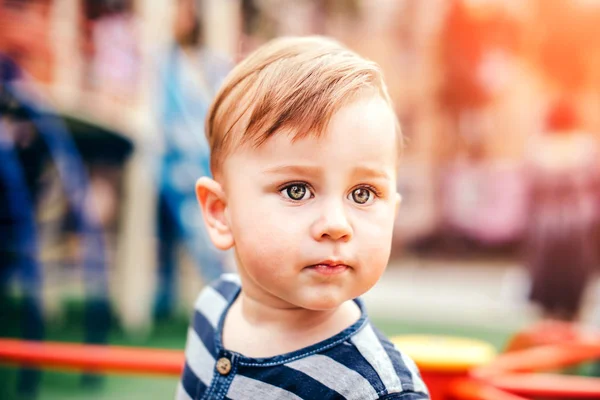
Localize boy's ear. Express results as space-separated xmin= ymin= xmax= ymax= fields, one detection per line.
xmin=394 ymin=192 xmax=402 ymax=219
xmin=195 ymin=177 xmax=234 ymax=250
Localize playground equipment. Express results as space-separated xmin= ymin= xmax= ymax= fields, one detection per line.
xmin=406 ymin=321 xmax=600 ymax=399
xmin=469 ymin=320 xmax=600 ymax=399
xmin=0 ymin=338 xmax=183 ymax=376
xmin=391 ymin=335 xmax=497 ymax=399
xmin=1 ymin=321 xmax=600 ymax=399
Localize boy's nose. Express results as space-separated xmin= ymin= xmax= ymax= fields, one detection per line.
xmin=310 ymin=200 xmax=353 ymax=242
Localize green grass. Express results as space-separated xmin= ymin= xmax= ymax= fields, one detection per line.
xmin=0 ymin=296 xmax=514 ymax=400
xmin=0 ymin=368 xmax=180 ymax=400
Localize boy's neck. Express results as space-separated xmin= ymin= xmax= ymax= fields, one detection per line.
xmin=239 ymin=291 xmax=358 ymax=331
xmin=222 ymin=291 xmax=361 ymax=358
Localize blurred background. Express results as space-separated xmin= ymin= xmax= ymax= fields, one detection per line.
xmin=1 ymin=0 xmax=600 ymax=398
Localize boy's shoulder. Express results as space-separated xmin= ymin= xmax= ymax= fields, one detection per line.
xmin=200 ymin=273 xmax=241 ymax=301
xmin=192 ymin=273 xmax=240 ymax=325
xmin=315 ymin=322 xmax=430 ymax=398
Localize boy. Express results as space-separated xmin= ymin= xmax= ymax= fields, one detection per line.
xmin=176 ymin=36 xmax=429 ymax=400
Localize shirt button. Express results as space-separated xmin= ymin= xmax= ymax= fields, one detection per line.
xmin=216 ymin=357 xmax=232 ymax=375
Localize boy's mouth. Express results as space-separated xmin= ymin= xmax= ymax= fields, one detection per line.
xmin=306 ymin=260 xmax=350 ymax=275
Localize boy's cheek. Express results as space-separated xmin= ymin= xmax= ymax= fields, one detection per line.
xmin=236 ymin=235 xmax=295 ymax=275
xmin=355 ymin=207 xmax=397 ymax=232
xmin=232 ymin=207 xmax=293 ymax=241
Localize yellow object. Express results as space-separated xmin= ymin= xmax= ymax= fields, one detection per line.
xmin=391 ymin=335 xmax=497 ymax=372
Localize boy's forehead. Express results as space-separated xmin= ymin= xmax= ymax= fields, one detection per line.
xmin=259 ymin=94 xmax=395 ymax=145
xmin=224 ymin=97 xmax=399 ymax=170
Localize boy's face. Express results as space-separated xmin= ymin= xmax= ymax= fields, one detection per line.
xmin=216 ymin=95 xmax=400 ymax=310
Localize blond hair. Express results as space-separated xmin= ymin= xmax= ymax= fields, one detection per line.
xmin=206 ymin=36 xmax=400 ymax=176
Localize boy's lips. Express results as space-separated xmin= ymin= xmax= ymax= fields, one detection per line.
xmin=306 ymin=260 xmax=350 ymax=275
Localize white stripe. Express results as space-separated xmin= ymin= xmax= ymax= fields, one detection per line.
xmin=351 ymin=324 xmax=402 ymax=392
xmin=175 ymin=381 xmax=193 ymax=400
xmin=194 ymin=286 xmax=227 ymax=328
xmin=221 ymin=273 xmax=241 ymax=284
xmin=184 ymin=327 xmax=215 ymax=386
xmin=399 ymin=350 xmax=429 ymax=394
xmin=227 ymin=375 xmax=303 ymax=400
xmin=286 ymin=354 xmax=378 ymax=400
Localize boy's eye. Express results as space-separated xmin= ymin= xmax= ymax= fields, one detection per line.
xmin=350 ymin=188 xmax=374 ymax=205
xmin=281 ymin=184 xmax=311 ymax=201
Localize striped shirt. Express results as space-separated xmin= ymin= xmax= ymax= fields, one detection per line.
xmin=176 ymin=274 xmax=429 ymax=400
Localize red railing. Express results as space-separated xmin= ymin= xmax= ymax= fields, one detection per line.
xmin=2 ymin=326 xmax=600 ymax=399
xmin=0 ymin=338 xmax=184 ymax=376
xmin=470 ymin=341 xmax=600 ymax=399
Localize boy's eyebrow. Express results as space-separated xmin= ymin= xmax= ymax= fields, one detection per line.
xmin=264 ymin=165 xmax=392 ymax=181
xmin=263 ymin=164 xmax=322 ymax=177
xmin=352 ymin=165 xmax=393 ymax=181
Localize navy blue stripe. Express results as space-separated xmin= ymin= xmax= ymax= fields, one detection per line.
xmin=240 ymin=364 xmax=344 ymax=399
xmin=322 ymin=340 xmax=386 ymax=394
xmin=192 ymin=309 xmax=217 ymax=357
xmin=211 ymin=278 xmax=240 ymax=302
xmin=373 ymin=326 xmax=415 ymax=392
xmin=379 ymin=393 xmax=428 ymax=400
xmin=181 ymin=362 xmax=205 ymax=399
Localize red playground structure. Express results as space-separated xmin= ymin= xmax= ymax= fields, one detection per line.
xmin=1 ymin=320 xmax=600 ymax=399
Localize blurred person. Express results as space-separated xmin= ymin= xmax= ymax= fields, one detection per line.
xmin=524 ymin=99 xmax=600 ymax=322
xmin=0 ymin=54 xmax=111 ymax=396
xmin=154 ymin=0 xmax=231 ymax=318
xmin=0 ymin=54 xmax=45 ymax=398
xmin=239 ymin=0 xmax=269 ymax=57
xmin=176 ymin=36 xmax=429 ymax=400
xmin=81 ymin=0 xmax=140 ymax=102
